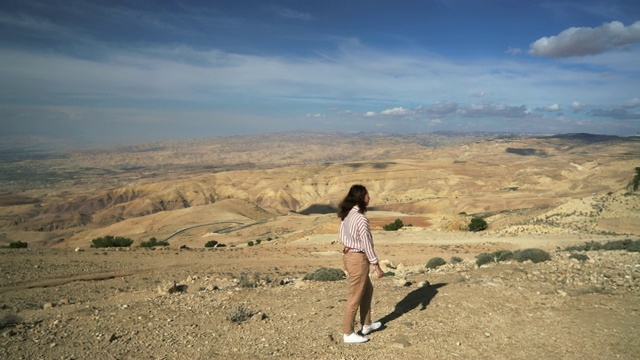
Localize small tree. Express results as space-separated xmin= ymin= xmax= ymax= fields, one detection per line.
xmin=140 ymin=237 xmax=169 ymax=248
xmin=204 ymin=240 xmax=219 ymax=248
xmin=468 ymin=217 xmax=488 ymax=232
xmin=383 ymin=219 xmax=404 ymax=231
xmin=91 ymin=235 xmax=134 ymax=248
xmin=8 ymin=241 xmax=28 ymax=249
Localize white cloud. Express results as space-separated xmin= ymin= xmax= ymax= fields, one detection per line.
xmin=1 ymin=21 xmax=637 ymax=141
xmin=381 ymin=107 xmax=410 ymax=116
xmin=506 ymin=47 xmax=522 ymax=55
xmin=571 ymin=101 xmax=586 ymax=111
xmin=306 ymin=113 xmax=325 ymax=118
xmin=623 ymin=97 xmax=640 ymax=109
xmin=271 ymin=7 xmax=312 ymax=21
xmin=428 ymin=101 xmax=458 ymax=116
xmin=461 ymin=103 xmax=530 ymax=118
xmin=539 ymin=104 xmax=561 ymax=111
xmin=530 ymin=21 xmax=640 ymax=58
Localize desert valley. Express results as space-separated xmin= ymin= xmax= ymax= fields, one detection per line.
xmin=0 ymin=132 xmax=639 ymax=359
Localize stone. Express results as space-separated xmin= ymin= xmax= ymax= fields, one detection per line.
xmin=251 ymin=312 xmax=268 ymax=321
xmin=205 ymin=283 xmax=218 ymax=291
xmin=391 ymin=336 xmax=411 ymax=348
xmin=381 ymin=259 xmax=397 ymax=269
xmin=158 ymin=281 xmax=178 ymax=295
xmin=394 ymin=278 xmax=412 ymax=287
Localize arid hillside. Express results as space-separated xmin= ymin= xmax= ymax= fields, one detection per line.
xmin=1 ymin=132 xmax=639 ymax=360
xmin=0 ymin=132 xmax=638 ymax=249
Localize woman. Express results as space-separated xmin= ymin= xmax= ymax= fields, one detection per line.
xmin=338 ymin=184 xmax=385 ymax=343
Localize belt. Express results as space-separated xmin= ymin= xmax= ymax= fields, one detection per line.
xmin=343 ymin=247 xmax=364 ymax=254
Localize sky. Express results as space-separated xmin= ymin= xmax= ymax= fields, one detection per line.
xmin=1 ymin=0 xmax=640 ymax=147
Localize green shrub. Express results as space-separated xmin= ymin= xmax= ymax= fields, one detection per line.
xmin=204 ymin=240 xmax=218 ymax=248
xmin=564 ymin=239 xmax=640 ymax=253
xmin=383 ymin=219 xmax=404 ymax=231
xmin=255 ymin=239 xmax=262 ymax=245
xmin=247 ymin=241 xmax=254 ymax=247
xmin=494 ymin=250 xmax=514 ymax=262
xmin=514 ymin=248 xmax=551 ymax=263
xmin=90 ymin=235 xmax=134 ymax=248
xmin=468 ymin=217 xmax=488 ymax=232
xmin=632 ymin=167 xmax=640 ymax=191
xmin=450 ymin=256 xmax=463 ymax=264
xmin=564 ymin=241 xmax=601 ymax=252
xmin=476 ymin=252 xmax=495 ymax=266
xmin=303 ymin=267 xmax=346 ymax=281
xmin=628 ymin=240 xmax=640 ymax=253
xmin=603 ymin=239 xmax=635 ymax=251
xmin=226 ymin=304 xmax=255 ymax=324
xmin=140 ymin=237 xmax=169 ymax=248
xmin=383 ymin=271 xmax=396 ymax=277
xmin=425 ymin=257 xmax=447 ymax=269
xmin=8 ymin=241 xmax=28 ymax=249
xmin=569 ymin=253 xmax=589 ymax=261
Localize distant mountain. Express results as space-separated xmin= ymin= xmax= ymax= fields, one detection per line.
xmin=430 ymin=130 xmax=531 ymax=138
xmin=540 ymin=133 xmax=640 ymax=143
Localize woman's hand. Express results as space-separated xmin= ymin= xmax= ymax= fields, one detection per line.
xmin=373 ymin=264 xmax=384 ymax=278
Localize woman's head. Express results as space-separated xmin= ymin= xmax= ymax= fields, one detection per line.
xmin=338 ymin=184 xmax=369 ymax=219
xmin=347 ymin=184 xmax=369 ymax=207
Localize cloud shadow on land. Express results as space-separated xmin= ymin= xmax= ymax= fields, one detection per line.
xmin=378 ymin=282 xmax=447 ymax=325
xmin=298 ymin=204 xmax=337 ymax=215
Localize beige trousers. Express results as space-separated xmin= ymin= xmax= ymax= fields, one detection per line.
xmin=342 ymin=252 xmax=373 ymax=334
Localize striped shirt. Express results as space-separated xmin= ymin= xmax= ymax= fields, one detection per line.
xmin=340 ymin=205 xmax=378 ymax=264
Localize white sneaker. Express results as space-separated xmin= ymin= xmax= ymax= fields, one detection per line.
xmin=344 ymin=332 xmax=369 ymax=343
xmin=361 ymin=321 xmax=382 ymax=335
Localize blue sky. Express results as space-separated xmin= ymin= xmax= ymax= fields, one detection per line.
xmin=1 ymin=0 xmax=639 ymax=147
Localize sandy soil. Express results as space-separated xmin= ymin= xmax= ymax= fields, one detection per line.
xmin=1 ymin=134 xmax=639 ymax=359
xmin=1 ymin=230 xmax=639 ymax=360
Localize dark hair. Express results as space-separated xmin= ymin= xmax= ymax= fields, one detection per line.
xmin=338 ymin=184 xmax=368 ymax=220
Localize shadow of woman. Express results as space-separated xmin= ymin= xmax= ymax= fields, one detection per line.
xmin=378 ymin=282 xmax=447 ymax=325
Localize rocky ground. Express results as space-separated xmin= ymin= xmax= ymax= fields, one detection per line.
xmin=1 ymin=132 xmax=639 ymax=360
xmin=1 ymin=234 xmax=639 ymax=360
